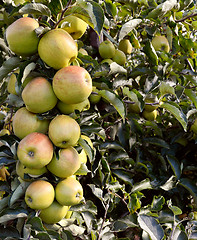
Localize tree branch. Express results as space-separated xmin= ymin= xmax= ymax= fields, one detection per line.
xmin=175 ymin=12 xmax=197 ymax=23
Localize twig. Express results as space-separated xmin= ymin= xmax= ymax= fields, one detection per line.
xmin=53 ymin=0 xmax=72 ymax=29
xmin=175 ymin=13 xmax=197 ymax=23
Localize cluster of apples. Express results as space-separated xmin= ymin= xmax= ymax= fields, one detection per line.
xmin=5 ymin=15 xmax=93 ymax=224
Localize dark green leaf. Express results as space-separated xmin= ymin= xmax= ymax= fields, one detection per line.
xmin=166 ymin=155 xmax=181 ymax=179
xmin=179 ymin=178 xmax=197 ymax=204
xmin=143 ymin=137 xmax=170 ymax=149
xmin=0 ymin=226 xmax=20 ymax=239
xmin=185 ymin=88 xmax=197 ymax=109
xmin=78 ymin=137 xmax=94 ymax=163
xmin=143 ymin=40 xmax=158 ymax=65
xmin=0 ymin=208 xmax=28 ymax=224
xmin=131 ymin=179 xmax=152 ymax=193
xmin=113 ymin=169 xmax=133 ymax=186
xmin=19 ymin=3 xmax=51 ymax=17
xmin=27 ymin=216 xmax=46 ymax=232
xmin=151 ymin=196 xmax=165 ymax=211
xmin=0 ymin=57 xmax=21 ymax=82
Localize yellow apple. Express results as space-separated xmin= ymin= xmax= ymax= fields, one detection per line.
xmin=12 ymin=107 xmax=49 ymax=139
xmin=6 ymin=17 xmax=39 ymax=57
xmin=25 ymin=180 xmax=55 ymax=209
xmin=38 ymin=29 xmax=78 ymax=70
xmin=48 ymin=114 xmax=80 ymax=148
xmin=61 ymin=15 xmax=88 ymax=40
xmin=39 ymin=201 xmax=69 ymax=224
xmin=16 ymin=160 xmax=47 ymax=181
xmin=55 ymin=177 xmax=83 ymax=206
xmin=99 ymin=41 xmax=115 ymax=59
xmin=112 ymin=49 xmax=126 ymax=66
xmin=118 ymin=39 xmax=132 ymax=55
xmin=52 ymin=66 xmax=92 ymax=104
xmin=22 ymin=77 xmax=58 ymax=114
xmin=17 ymin=132 xmax=53 ymax=169
xmin=151 ymin=36 xmax=170 ymax=52
xmin=47 ymin=147 xmax=80 ymax=178
xmin=142 ymin=109 xmax=158 ymax=121
xmin=57 ymin=98 xmax=90 ymax=115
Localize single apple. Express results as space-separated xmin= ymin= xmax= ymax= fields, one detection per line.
xmin=17 ymin=132 xmax=53 ymax=169
xmin=142 ymin=109 xmax=158 ymax=121
xmin=144 ymin=94 xmax=159 ymax=112
xmin=25 ymin=180 xmax=55 ymax=209
xmin=57 ymin=98 xmax=90 ymax=115
xmin=61 ymin=15 xmax=88 ymax=40
xmin=128 ymin=101 xmax=141 ymax=114
xmin=22 ymin=77 xmax=58 ymax=114
xmin=99 ymin=40 xmax=115 ymax=59
xmin=55 ymin=177 xmax=83 ymax=206
xmin=89 ymin=86 xmax=101 ymax=105
xmin=7 ymin=69 xmax=19 ymax=95
xmin=48 ymin=114 xmax=81 ymax=148
xmin=52 ymin=65 xmax=92 ymax=104
xmin=6 ymin=17 xmax=39 ymax=57
xmin=151 ymin=36 xmax=170 ymax=52
xmin=39 ymin=201 xmax=69 ymax=224
xmin=112 ymin=49 xmax=126 ymax=66
xmin=16 ymin=160 xmax=47 ymax=181
xmin=47 ymin=147 xmax=80 ymax=178
xmin=118 ymin=39 xmax=132 ymax=55
xmin=38 ymin=29 xmax=78 ymax=70
xmin=12 ymin=107 xmax=49 ymax=139
xmin=78 ymin=135 xmax=93 ymax=164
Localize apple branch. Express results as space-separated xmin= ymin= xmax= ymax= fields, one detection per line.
xmin=175 ymin=12 xmax=197 ymax=23
xmin=53 ymin=0 xmax=73 ymax=29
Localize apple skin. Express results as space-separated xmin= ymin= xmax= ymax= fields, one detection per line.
xmin=128 ymin=102 xmax=141 ymax=114
xmin=55 ymin=177 xmax=83 ymax=206
xmin=48 ymin=114 xmax=81 ymax=148
xmin=89 ymin=87 xmax=101 ymax=105
xmin=39 ymin=201 xmax=69 ymax=224
xmin=99 ymin=41 xmax=116 ymax=59
xmin=57 ymin=98 xmax=90 ymax=115
xmin=16 ymin=160 xmax=47 ymax=181
xmin=118 ymin=39 xmax=132 ymax=55
xmin=38 ymin=29 xmax=78 ymax=70
xmin=12 ymin=107 xmax=49 ymax=139
xmin=25 ymin=180 xmax=55 ymax=210
xmin=112 ymin=49 xmax=126 ymax=66
xmin=17 ymin=132 xmax=54 ymax=169
xmin=6 ymin=17 xmax=39 ymax=57
xmin=142 ymin=109 xmax=158 ymax=121
xmin=47 ymin=147 xmax=80 ymax=178
xmin=151 ymin=36 xmax=170 ymax=52
xmin=61 ymin=15 xmax=88 ymax=40
xmin=53 ymin=66 xmax=92 ymax=104
xmin=22 ymin=77 xmax=58 ymax=114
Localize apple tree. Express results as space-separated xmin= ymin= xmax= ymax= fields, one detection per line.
xmin=0 ymin=0 xmax=197 ymax=239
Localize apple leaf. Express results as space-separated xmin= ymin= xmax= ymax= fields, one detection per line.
xmin=104 ymin=0 xmax=117 ymax=18
xmin=19 ymin=3 xmax=51 ymax=17
xmin=0 ymin=57 xmax=21 ymax=82
xmin=138 ymin=214 xmax=165 ymax=240
xmin=179 ymin=178 xmax=197 ymax=205
xmin=74 ymin=163 xmax=90 ymax=175
xmin=151 ymin=196 xmax=165 ymax=212
xmin=143 ymin=137 xmax=170 ymax=149
xmin=160 ymin=82 xmax=176 ymax=97
xmin=131 ymin=179 xmax=152 ymax=193
xmin=0 ymin=226 xmax=20 ymax=239
xmin=118 ymin=19 xmax=142 ymax=41
xmin=160 ymin=102 xmax=187 ymax=131
xmin=166 ymin=155 xmax=181 ymax=180
xmin=78 ymin=137 xmax=94 ymax=163
xmin=143 ymin=40 xmax=158 ymax=66
xmin=0 ymin=207 xmax=28 ymax=224
xmin=99 ymin=90 xmax=126 ymax=120
xmin=184 ymin=88 xmax=197 ymax=109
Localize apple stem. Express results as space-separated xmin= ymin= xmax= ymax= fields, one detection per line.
xmin=28 ymin=151 xmax=34 ymax=157
xmin=53 ymin=0 xmax=73 ymax=29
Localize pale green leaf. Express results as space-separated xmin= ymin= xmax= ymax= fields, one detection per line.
xmin=119 ymin=19 xmax=142 ymax=41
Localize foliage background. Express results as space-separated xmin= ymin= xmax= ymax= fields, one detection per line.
xmin=0 ymin=0 xmax=197 ymax=239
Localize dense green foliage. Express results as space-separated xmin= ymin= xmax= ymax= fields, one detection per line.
xmin=0 ymin=0 xmax=197 ymax=239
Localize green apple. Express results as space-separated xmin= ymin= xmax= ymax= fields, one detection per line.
xmin=48 ymin=114 xmax=81 ymax=148
xmin=55 ymin=177 xmax=83 ymax=206
xmin=142 ymin=109 xmax=158 ymax=121
xmin=118 ymin=39 xmax=132 ymax=55
xmin=61 ymin=15 xmax=88 ymax=40
xmin=128 ymin=101 xmax=141 ymax=114
xmin=17 ymin=132 xmax=53 ymax=169
xmin=99 ymin=41 xmax=115 ymax=59
xmin=22 ymin=77 xmax=58 ymax=114
xmin=57 ymin=98 xmax=90 ymax=114
xmin=25 ymin=180 xmax=55 ymax=209
xmin=112 ymin=49 xmax=126 ymax=66
xmin=39 ymin=201 xmax=69 ymax=224
xmin=12 ymin=107 xmax=49 ymax=139
xmin=89 ymin=87 xmax=101 ymax=105
xmin=144 ymin=94 xmax=159 ymax=112
xmin=78 ymin=135 xmax=93 ymax=164
xmin=38 ymin=29 xmax=78 ymax=70
xmin=47 ymin=147 xmax=80 ymax=178
xmin=78 ymin=48 xmax=88 ymax=55
xmin=151 ymin=36 xmax=170 ymax=52
xmin=6 ymin=17 xmax=39 ymax=57
xmin=7 ymin=69 xmax=19 ymax=95
xmin=52 ymin=65 xmax=92 ymax=104
xmin=16 ymin=160 xmax=47 ymax=181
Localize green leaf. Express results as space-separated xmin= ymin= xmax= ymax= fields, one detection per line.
xmin=128 ymin=193 xmax=142 ymax=214
xmin=35 ymin=232 xmax=52 ymax=240
xmin=185 ymin=88 xmax=197 ymax=109
xmin=143 ymin=137 xmax=170 ymax=149
xmin=27 ymin=216 xmax=46 ymax=232
xmin=160 ymin=103 xmax=187 ymax=131
xmin=169 ymin=205 xmax=182 ymax=216
xmin=104 ymin=0 xmax=117 ymax=18
xmin=19 ymin=3 xmax=51 ymax=16
xmin=88 ymin=184 xmax=103 ymax=200
xmin=143 ymin=40 xmax=158 ymax=65
xmin=99 ymin=90 xmax=126 ymax=120
xmin=113 ymin=169 xmax=134 ymax=186
xmin=179 ymin=178 xmax=197 ymax=204
xmin=131 ymin=179 xmax=152 ymax=193
xmin=78 ymin=137 xmax=94 ymax=163
xmin=172 ymin=228 xmax=188 ymax=240
xmin=166 ymin=155 xmax=181 ymax=179
xmin=0 ymin=57 xmax=21 ymax=82
xmin=151 ymin=196 xmax=165 ymax=211
xmin=119 ymin=19 xmax=142 ymax=41
xmin=0 ymin=226 xmax=20 ymax=239
xmin=112 ymin=215 xmax=138 ymax=232
xmin=160 ymin=82 xmax=176 ymax=97
xmin=74 ymin=163 xmax=90 ymax=175
xmin=138 ymin=214 xmax=165 ymax=240
xmin=70 ymin=200 xmax=97 ymax=215
xmin=0 ymin=208 xmax=28 ymax=224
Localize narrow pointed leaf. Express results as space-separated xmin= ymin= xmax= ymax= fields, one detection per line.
xmin=185 ymin=88 xmax=197 ymax=109
xmin=179 ymin=178 xmax=197 ymax=204
xmin=119 ymin=19 xmax=142 ymax=41
xmin=166 ymin=155 xmax=181 ymax=179
xmin=143 ymin=40 xmax=158 ymax=65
